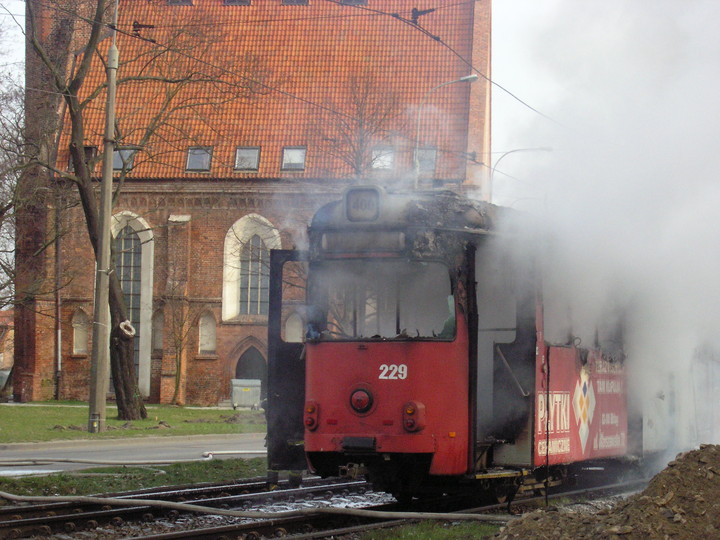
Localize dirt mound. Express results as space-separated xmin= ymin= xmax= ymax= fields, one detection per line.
xmin=495 ymin=444 xmax=720 ymax=539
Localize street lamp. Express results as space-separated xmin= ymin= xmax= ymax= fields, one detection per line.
xmin=489 ymin=147 xmax=553 ymax=202
xmin=414 ymin=73 xmax=479 ymax=189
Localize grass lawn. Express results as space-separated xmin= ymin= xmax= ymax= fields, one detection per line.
xmin=0 ymin=403 xmax=266 ymax=444
xmin=0 ymin=458 xmax=267 ymax=497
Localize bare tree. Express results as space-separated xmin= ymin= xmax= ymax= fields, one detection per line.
xmin=22 ymin=0 xmax=274 ymax=420
xmin=162 ymin=269 xmax=202 ymax=406
xmin=0 ymin=9 xmax=25 ymax=310
xmin=0 ymin=79 xmax=22 ymax=311
xmin=313 ymin=72 xmax=404 ymax=180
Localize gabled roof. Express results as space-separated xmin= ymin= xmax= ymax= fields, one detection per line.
xmin=61 ymin=0 xmax=490 ymax=183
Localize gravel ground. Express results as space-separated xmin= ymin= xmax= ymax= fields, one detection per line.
xmin=31 ymin=487 xmax=395 ymax=539
xmin=495 ymin=444 xmax=720 ymax=539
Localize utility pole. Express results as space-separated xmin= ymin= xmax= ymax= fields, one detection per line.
xmin=88 ymin=0 xmax=119 ymax=433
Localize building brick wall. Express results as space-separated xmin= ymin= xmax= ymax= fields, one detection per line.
xmin=16 ymin=0 xmax=491 ymax=405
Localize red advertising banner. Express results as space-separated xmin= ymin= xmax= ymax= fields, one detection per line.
xmin=534 ymin=347 xmax=627 ymax=467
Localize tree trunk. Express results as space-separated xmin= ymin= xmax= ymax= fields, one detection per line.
xmin=109 ymin=274 xmax=147 ymax=420
xmin=171 ymin=352 xmax=182 ymax=405
xmin=73 ymin=174 xmax=146 ymax=421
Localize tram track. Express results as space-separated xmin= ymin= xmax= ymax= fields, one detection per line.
xmin=0 ymin=478 xmax=368 ymax=539
xmin=0 ymin=476 xmax=647 ymax=539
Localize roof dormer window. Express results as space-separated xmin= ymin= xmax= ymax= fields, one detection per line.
xmin=113 ymin=149 xmax=136 ymax=171
xmin=235 ymin=147 xmax=261 ymax=171
xmin=186 ymin=147 xmax=212 ymax=172
xmin=281 ymin=146 xmax=306 ymax=171
xmin=371 ymin=145 xmax=394 ymax=170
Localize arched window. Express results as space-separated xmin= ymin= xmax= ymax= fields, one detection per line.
xmin=72 ymin=310 xmax=89 ymax=354
xmin=198 ymin=312 xmax=217 ymax=354
xmin=111 ymin=212 xmax=154 ymax=397
xmin=235 ymin=346 xmax=267 ymax=400
xmin=223 ymin=214 xmax=281 ymax=321
xmin=115 ymin=225 xmax=141 ymax=378
xmin=239 ymin=234 xmax=269 ymax=316
xmin=284 ymin=312 xmax=304 ymax=343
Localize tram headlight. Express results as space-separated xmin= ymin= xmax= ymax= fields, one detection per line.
xmin=349 ymin=389 xmax=373 ymax=414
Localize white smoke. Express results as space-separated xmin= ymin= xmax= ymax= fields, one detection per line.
xmin=493 ymin=0 xmax=720 ymax=446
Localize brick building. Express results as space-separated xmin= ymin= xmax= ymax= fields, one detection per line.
xmin=14 ymin=0 xmax=491 ymax=405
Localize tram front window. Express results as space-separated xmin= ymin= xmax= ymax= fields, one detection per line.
xmin=309 ymin=260 xmax=454 ymax=340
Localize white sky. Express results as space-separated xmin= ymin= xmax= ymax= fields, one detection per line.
xmin=492 ymin=1 xmax=720 ymax=443
xmin=0 ymin=1 xmax=23 ymax=71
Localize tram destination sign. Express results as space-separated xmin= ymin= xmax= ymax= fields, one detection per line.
xmin=346 ymin=187 xmax=380 ymax=222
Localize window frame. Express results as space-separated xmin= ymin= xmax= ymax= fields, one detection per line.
xmin=371 ymin=145 xmax=394 ymax=170
xmin=185 ymin=146 xmax=213 ymax=172
xmin=222 ymin=214 xmax=281 ymax=322
xmin=239 ymin=234 xmax=270 ymax=316
xmin=113 ymin=149 xmax=136 ymax=171
xmin=281 ymin=0 xmax=309 ymax=4
xmin=72 ymin=310 xmax=89 ymax=355
xmin=110 ymin=211 xmax=155 ymax=398
xmin=415 ymin=146 xmax=437 ymax=174
xmin=281 ymin=146 xmax=307 ymax=171
xmin=234 ymin=146 xmax=261 ymax=171
xmin=198 ymin=312 xmax=218 ymax=355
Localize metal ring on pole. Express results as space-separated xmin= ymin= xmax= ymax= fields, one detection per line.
xmin=119 ymin=320 xmax=136 ymax=339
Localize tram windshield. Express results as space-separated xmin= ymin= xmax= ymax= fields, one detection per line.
xmin=308 ymin=260 xmax=454 ymax=341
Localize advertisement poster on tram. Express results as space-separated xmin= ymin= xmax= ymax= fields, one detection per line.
xmin=534 ymin=347 xmax=628 ymax=466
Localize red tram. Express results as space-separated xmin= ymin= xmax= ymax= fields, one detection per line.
xmin=267 ymin=186 xmax=635 ymax=500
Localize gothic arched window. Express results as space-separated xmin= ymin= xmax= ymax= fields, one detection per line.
xmin=239 ymin=234 xmax=269 ymax=316
xmin=115 ymin=225 xmax=142 ymax=377
xmin=111 ymin=211 xmax=154 ymax=397
xmin=222 ymin=214 xmax=281 ymax=321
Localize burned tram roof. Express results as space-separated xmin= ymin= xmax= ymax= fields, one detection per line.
xmin=310 ymin=186 xmax=505 ymax=234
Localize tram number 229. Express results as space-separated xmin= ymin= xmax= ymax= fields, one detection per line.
xmin=379 ymin=364 xmax=408 ymax=380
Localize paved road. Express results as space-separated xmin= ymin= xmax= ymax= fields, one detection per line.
xmin=0 ymin=432 xmax=267 ymax=477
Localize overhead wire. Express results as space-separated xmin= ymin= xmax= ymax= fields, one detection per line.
xmin=18 ymin=0 xmax=554 ymax=124
xmin=321 ymin=0 xmax=559 ymax=125
xmin=19 ymin=0 xmax=555 ymax=177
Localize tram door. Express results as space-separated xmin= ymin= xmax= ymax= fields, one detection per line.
xmin=267 ymin=250 xmax=309 ymax=473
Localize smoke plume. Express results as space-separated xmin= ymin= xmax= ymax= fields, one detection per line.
xmin=493 ymin=0 xmax=720 ymax=446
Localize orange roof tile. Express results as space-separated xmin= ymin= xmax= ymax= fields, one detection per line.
xmin=59 ymin=0 xmax=490 ymax=183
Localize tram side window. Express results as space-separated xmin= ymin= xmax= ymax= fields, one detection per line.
xmin=309 ymin=260 xmax=453 ymax=340
xmin=280 ymin=260 xmax=308 ymax=343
